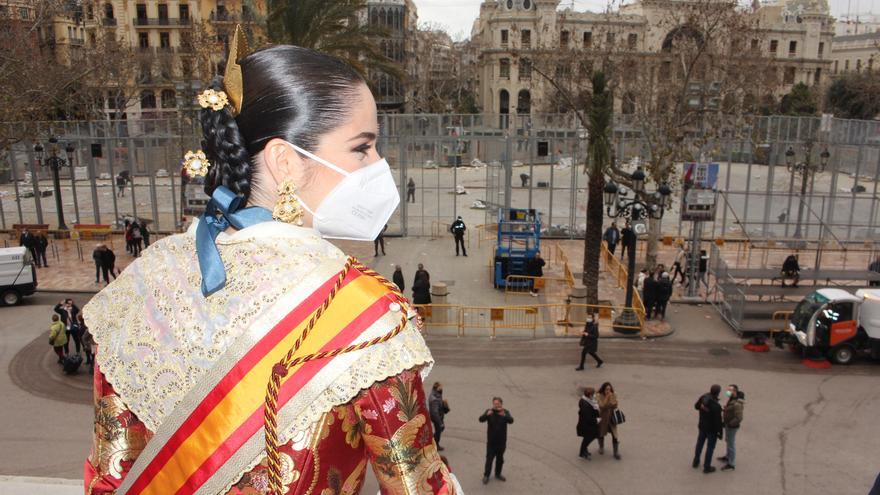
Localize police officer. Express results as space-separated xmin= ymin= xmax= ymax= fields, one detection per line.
xmin=451 ymin=216 xmax=467 ymax=256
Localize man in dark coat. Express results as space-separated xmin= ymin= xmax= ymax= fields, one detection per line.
xmin=428 ymin=382 xmax=450 ymax=451
xmin=620 ymin=222 xmax=635 ymax=261
xmin=479 ymin=397 xmax=514 ymax=484
xmin=35 ymin=232 xmax=49 ymax=267
xmin=99 ymin=245 xmax=117 ymax=284
xmin=54 ymin=298 xmax=81 ymax=355
xmin=577 ymin=387 xmax=600 ymax=459
xmin=527 ymin=251 xmax=546 ymax=296
xmin=392 ymin=265 xmax=405 ymax=292
xmin=603 ymin=223 xmax=620 ymax=256
xmin=576 ymin=312 xmax=604 ymax=370
xmin=693 ymin=384 xmax=724 ymax=473
xmin=654 ymin=272 xmax=673 ymax=320
xmin=19 ymin=229 xmax=39 ymax=264
xmin=450 ymin=216 xmax=467 ymax=256
xmin=781 ymin=254 xmax=800 ymax=288
xmin=643 ymin=272 xmax=658 ymax=321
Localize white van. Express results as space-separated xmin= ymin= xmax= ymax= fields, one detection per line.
xmin=0 ymin=246 xmax=37 ymax=305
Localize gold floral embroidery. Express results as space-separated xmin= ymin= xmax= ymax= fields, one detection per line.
xmin=338 ymin=405 xmax=372 ymax=449
xmin=90 ymin=394 xmax=150 ymax=480
xmin=230 ymin=453 xmax=299 ymax=494
xmin=362 ymin=414 xmax=445 ymax=494
xmin=320 ymin=460 xmax=366 ymax=495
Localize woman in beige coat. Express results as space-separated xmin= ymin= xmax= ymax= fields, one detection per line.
xmin=597 ymin=382 xmax=621 ymax=459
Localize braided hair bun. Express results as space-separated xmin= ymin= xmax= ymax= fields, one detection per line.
xmin=199 ymin=77 xmax=253 ymax=201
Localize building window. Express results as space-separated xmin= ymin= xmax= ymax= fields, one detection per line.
xmin=158 ymin=3 xmax=167 ymax=20
xmin=856 ymin=59 xmax=862 ymax=72
xmin=19 ymin=7 xmax=29 ymax=19
xmin=769 ymin=39 xmax=778 ymax=55
xmin=622 ymin=93 xmax=635 ymax=114
xmin=606 ymin=32 xmax=615 ymax=45
xmin=138 ymin=32 xmax=149 ymax=49
xmin=750 ymin=39 xmax=759 ymax=51
xmin=136 ymin=3 xmax=147 ymax=19
xmin=141 ymin=90 xmax=157 ymax=109
xmin=814 ymin=68 xmax=821 ymax=84
xmin=160 ymin=32 xmax=170 ymax=49
xmin=788 ymin=40 xmax=796 ymax=57
xmin=500 ymin=58 xmax=510 ymax=79
xmin=627 ymin=33 xmax=637 ymax=50
xmin=583 ymin=31 xmax=592 ymax=48
xmin=501 ymin=29 xmax=508 ymax=46
xmin=179 ymin=4 xmax=189 ymax=20
xmin=833 ymin=60 xmax=838 ymax=73
xmin=161 ymin=89 xmax=176 ymax=108
xmin=522 ymin=29 xmax=531 ymax=49
xmin=844 ymin=59 xmax=849 ymax=71
xmin=818 ymin=42 xmax=824 ymax=58
xmin=659 ymin=61 xmax=671 ymax=81
xmin=519 ymin=58 xmax=531 ymax=80
xmin=869 ymin=58 xmax=874 ymax=72
xmin=561 ymin=30 xmax=570 ymax=48
xmin=783 ymin=67 xmax=795 ymax=84
xmin=104 ymin=3 xmax=114 ymax=19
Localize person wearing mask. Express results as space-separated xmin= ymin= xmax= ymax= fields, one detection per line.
xmin=693 ymin=384 xmax=724 ymax=473
xmin=527 ymin=251 xmax=546 ymax=296
xmin=392 ymin=265 xmax=405 ymax=292
xmin=719 ymin=385 xmax=744 ymax=471
xmin=577 ymin=387 xmax=600 ymax=459
xmin=781 ymin=254 xmax=800 ymax=288
xmin=428 ymin=382 xmax=450 ymax=451
xmin=54 ymin=298 xmax=81 ymax=355
xmin=49 ymin=314 xmax=67 ymax=364
xmin=374 ymin=224 xmax=387 ymax=256
xmin=479 ymin=397 xmax=514 ymax=484
xmin=35 ymin=232 xmax=49 ymax=268
xmin=620 ymin=222 xmax=635 ymax=261
xmin=450 ymin=216 xmax=467 ymax=256
xmin=603 ymin=223 xmax=620 ymax=256
xmin=407 ymin=177 xmax=416 ymax=203
xmin=576 ymin=312 xmax=603 ymax=370
xmin=597 ymin=382 xmax=622 ymax=460
xmin=654 ymin=272 xmax=673 ymax=320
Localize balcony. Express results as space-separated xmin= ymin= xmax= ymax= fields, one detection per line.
xmin=133 ymin=17 xmax=192 ymax=27
xmin=101 ymin=17 xmax=117 ymax=26
xmin=70 ymin=38 xmax=84 ymax=46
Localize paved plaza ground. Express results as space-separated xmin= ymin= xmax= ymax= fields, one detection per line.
xmin=1 ymin=229 xmax=879 ymax=494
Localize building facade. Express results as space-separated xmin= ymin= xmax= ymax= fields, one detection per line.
xmin=471 ymin=0 xmax=834 ymax=115
xmin=830 ymin=31 xmax=880 ymax=74
xmin=363 ymin=0 xmax=418 ymax=112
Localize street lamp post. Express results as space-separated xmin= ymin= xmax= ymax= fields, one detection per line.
xmin=603 ymin=167 xmax=672 ymax=334
xmin=33 ymin=137 xmax=75 ymax=231
xmin=785 ymin=140 xmax=830 ymax=241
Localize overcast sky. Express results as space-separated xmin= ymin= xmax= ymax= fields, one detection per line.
xmin=415 ymin=0 xmax=880 ymax=41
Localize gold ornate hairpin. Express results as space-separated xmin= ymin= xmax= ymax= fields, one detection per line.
xmin=183 ymin=150 xmax=211 ymax=177
xmin=223 ymin=25 xmax=250 ymax=115
xmin=198 ymin=89 xmax=229 ymax=111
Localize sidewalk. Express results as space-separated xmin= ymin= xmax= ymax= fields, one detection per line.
xmin=0 ymin=476 xmax=80 ymax=495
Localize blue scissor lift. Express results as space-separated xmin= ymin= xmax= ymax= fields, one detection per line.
xmin=493 ymin=208 xmax=542 ymax=289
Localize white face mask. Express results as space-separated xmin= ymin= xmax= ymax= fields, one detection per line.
xmin=286 ymin=142 xmax=400 ymax=241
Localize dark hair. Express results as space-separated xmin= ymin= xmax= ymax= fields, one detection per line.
xmin=599 ymin=382 xmax=613 ymax=394
xmin=492 ymin=396 xmax=503 ymax=404
xmin=432 ymin=382 xmax=442 ymax=390
xmin=199 ymin=45 xmax=365 ymax=202
xmin=710 ymin=384 xmax=722 ymax=396
xmin=583 ymin=386 xmax=595 ymax=397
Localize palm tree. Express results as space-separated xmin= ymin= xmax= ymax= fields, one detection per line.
xmin=267 ymin=0 xmax=402 ymax=81
xmin=583 ymin=72 xmax=613 ymax=305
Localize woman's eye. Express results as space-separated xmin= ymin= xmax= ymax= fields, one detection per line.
xmin=353 ymin=143 xmax=372 ymax=157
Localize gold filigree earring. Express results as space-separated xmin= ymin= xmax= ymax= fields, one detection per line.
xmin=273 ymin=180 xmax=304 ymax=225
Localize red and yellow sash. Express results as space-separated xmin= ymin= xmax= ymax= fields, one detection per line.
xmin=119 ymin=266 xmax=396 ymax=495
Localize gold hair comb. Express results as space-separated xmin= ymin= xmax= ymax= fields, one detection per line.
xmin=223 ymin=25 xmax=250 ymax=115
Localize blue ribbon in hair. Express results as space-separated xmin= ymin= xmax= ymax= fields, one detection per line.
xmin=195 ymin=185 xmax=274 ymax=297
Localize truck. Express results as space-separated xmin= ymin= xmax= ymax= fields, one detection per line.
xmin=781 ymin=288 xmax=880 ymax=364
xmin=0 ymin=246 xmax=37 ymax=306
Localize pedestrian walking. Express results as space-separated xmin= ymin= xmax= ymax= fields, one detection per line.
xmin=92 ymin=244 xmax=105 ymax=284
xmin=116 ymin=173 xmax=127 ymax=197
xmin=603 ymin=223 xmax=620 ymax=256
xmin=139 ymin=221 xmax=151 ymax=248
xmin=412 ymin=268 xmax=432 ymax=305
xmin=597 ymin=382 xmax=622 ymax=460
xmin=620 ymin=222 xmax=635 ymax=260
xmin=99 ymin=244 xmax=118 ymax=284
xmin=450 ymin=216 xmax=467 ymax=256
xmin=54 ymin=298 xmax=80 ymax=355
xmin=698 ymin=249 xmax=709 ymax=289
xmin=19 ymin=229 xmax=39 ymax=265
xmin=637 ymin=269 xmax=648 ymax=301
xmin=643 ymin=271 xmax=658 ymax=321
xmin=374 ymin=224 xmax=387 ymax=256
xmin=392 ymin=265 xmax=405 ymax=292
xmin=719 ymin=385 xmax=744 ymax=471
xmin=527 ymin=251 xmax=546 ymax=296
xmin=407 ymin=177 xmax=416 ymax=203
xmin=78 ymin=313 xmax=95 ymax=373
xmin=479 ymin=397 xmax=514 ymax=484
xmin=35 ymin=232 xmax=49 ymax=267
xmin=654 ymin=272 xmax=673 ymax=320
xmin=576 ymin=312 xmax=604 ymax=370
xmin=124 ymin=220 xmax=133 ymax=254
xmin=693 ymin=384 xmax=723 ymax=473
xmin=672 ymin=245 xmax=687 ymax=285
xmin=577 ymin=387 xmax=600 ymax=459
xmin=131 ymin=220 xmax=144 ymax=256
xmin=49 ymin=314 xmax=67 ymax=363
xmin=428 ymin=382 xmax=450 ymax=451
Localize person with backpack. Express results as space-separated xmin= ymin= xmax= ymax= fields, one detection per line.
xmin=450 ymin=216 xmax=467 ymax=256
xmin=693 ymin=384 xmax=724 ymax=473
xmin=49 ymin=314 xmax=67 ymax=364
xmin=719 ymin=384 xmax=745 ymax=471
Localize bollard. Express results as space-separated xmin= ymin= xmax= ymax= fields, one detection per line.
xmin=568 ymin=283 xmax=587 ymax=325
xmin=431 ymin=282 xmax=449 ymax=324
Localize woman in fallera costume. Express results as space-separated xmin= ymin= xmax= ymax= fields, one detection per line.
xmin=83 ymin=27 xmax=456 ymax=495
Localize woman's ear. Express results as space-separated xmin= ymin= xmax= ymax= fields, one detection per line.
xmin=262 ymin=138 xmax=304 ymax=186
